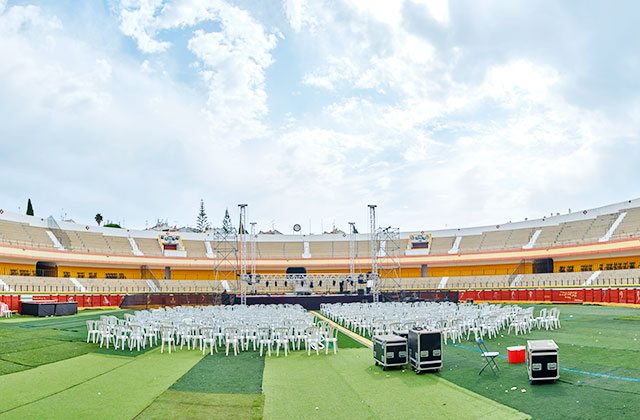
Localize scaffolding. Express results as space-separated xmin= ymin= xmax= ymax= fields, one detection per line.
xmin=348 ymin=220 xmax=357 ymax=276
xmin=250 ymin=222 xmax=257 ymax=279
xmin=377 ymin=226 xmax=403 ymax=290
xmin=238 ymin=204 xmax=248 ymax=305
xmin=368 ymin=205 xmax=379 ymax=302
xmin=211 ymin=227 xmax=238 ymax=281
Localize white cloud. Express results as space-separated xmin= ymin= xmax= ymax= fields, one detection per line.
xmin=118 ymin=0 xmax=171 ymax=53
xmin=2 ymin=0 xmax=639 ymax=233
xmin=283 ymin=0 xmax=302 ymax=32
xmin=117 ymin=0 xmax=277 ymax=142
xmin=412 ymin=0 xmax=450 ymax=26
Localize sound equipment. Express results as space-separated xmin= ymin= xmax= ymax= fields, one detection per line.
xmin=373 ymin=335 xmax=407 ymax=370
xmin=527 ymin=339 xmax=559 ymax=383
xmin=408 ymin=329 xmax=442 ymax=373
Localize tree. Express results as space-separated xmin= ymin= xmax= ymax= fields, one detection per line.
xmin=95 ymin=213 xmax=103 ymax=226
xmin=26 ymin=198 xmax=34 ymax=216
xmin=196 ymin=199 xmax=210 ymax=232
xmin=222 ymin=208 xmax=233 ymax=233
xmin=238 ymin=220 xmax=248 ymax=235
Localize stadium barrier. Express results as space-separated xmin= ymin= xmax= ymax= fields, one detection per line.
xmin=1 ymin=288 xmax=639 ymax=312
xmin=458 ymin=288 xmax=640 ymax=304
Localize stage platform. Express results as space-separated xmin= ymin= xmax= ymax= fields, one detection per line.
xmin=20 ymin=301 xmax=78 ymax=317
xmin=243 ymin=293 xmax=373 ymax=310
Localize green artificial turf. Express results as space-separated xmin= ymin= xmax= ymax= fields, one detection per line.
xmin=336 ymin=330 xmax=365 ymax=349
xmin=0 ymin=353 xmax=130 ymax=413
xmin=136 ymin=390 xmax=264 ymax=420
xmin=171 ymin=351 xmax=265 ymax=395
xmin=0 ymin=309 xmax=153 ymax=372
xmin=438 ymin=304 xmax=640 ymax=419
xmin=0 ymin=359 xmax=29 ymax=375
xmin=263 ymin=347 xmax=528 ymax=419
xmin=1 ymin=304 xmax=638 ymax=419
xmin=1 ymin=349 xmax=204 ymax=419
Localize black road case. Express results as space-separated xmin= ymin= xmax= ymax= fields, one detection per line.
xmin=408 ymin=328 xmax=442 ymax=373
xmin=527 ymin=339 xmax=559 ymax=383
xmin=373 ymin=334 xmax=407 ymax=370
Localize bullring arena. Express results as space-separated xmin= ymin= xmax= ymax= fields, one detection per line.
xmin=0 ymin=200 xmax=639 ymax=419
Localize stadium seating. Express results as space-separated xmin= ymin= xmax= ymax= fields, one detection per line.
xmin=103 ymin=235 xmax=135 ymax=255
xmin=135 ymin=238 xmax=163 ymax=256
xmin=182 ymin=240 xmax=209 ymax=258
xmin=4 ymin=268 xmax=638 ymax=295
xmin=610 ymin=207 xmax=640 ymax=240
xmin=428 ymin=236 xmax=455 ymax=254
xmin=0 ymin=220 xmax=49 ymax=247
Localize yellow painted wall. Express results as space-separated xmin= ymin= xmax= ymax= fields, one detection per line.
xmin=4 ymin=254 xmax=640 ymax=280
xmin=0 ymin=262 xmax=36 ymax=276
xmin=426 ymin=263 xmax=532 ymax=277
xmin=555 ymin=256 xmax=640 ymax=273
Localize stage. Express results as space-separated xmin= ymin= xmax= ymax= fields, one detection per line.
xmin=20 ymin=301 xmax=78 ymax=317
xmin=242 ymin=293 xmax=373 ymax=310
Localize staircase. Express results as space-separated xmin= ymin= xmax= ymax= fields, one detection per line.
xmin=46 ymin=216 xmax=72 ymax=250
xmin=522 ymin=229 xmax=542 ymax=249
xmin=46 ymin=230 xmax=65 ymax=250
xmin=507 ymin=259 xmax=527 ymax=286
xmin=583 ymin=271 xmax=602 ymax=286
xmin=0 ymin=279 xmax=13 ymax=292
xmin=448 ymin=237 xmax=462 ymax=254
xmin=69 ymin=278 xmax=86 ymax=292
xmin=128 ymin=236 xmax=143 ymax=256
xmin=510 ymin=274 xmax=524 ymax=287
xmin=140 ymin=265 xmax=161 ymax=292
xmin=600 ymin=212 xmax=626 ymax=242
xmin=205 ymin=241 xmax=215 ymax=258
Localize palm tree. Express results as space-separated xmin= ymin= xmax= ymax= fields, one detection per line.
xmin=95 ymin=213 xmax=103 ymax=226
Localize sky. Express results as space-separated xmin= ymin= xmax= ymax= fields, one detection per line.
xmin=1 ymin=0 xmax=640 ymax=234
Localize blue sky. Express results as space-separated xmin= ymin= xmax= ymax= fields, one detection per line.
xmin=1 ymin=0 xmax=639 ymax=233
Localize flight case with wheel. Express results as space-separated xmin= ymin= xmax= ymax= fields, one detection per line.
xmin=373 ymin=334 xmax=407 ymax=370
xmin=408 ymin=328 xmax=442 ymax=373
xmin=527 ymin=339 xmax=559 ymax=383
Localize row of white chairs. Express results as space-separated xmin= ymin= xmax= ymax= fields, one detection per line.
xmin=86 ymin=304 xmax=340 ymax=356
xmin=321 ymin=302 xmax=561 ymax=343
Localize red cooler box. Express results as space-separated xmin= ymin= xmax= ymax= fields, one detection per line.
xmin=507 ymin=346 xmax=526 ymax=364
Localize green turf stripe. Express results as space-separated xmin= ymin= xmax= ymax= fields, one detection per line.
xmin=171 ymin=351 xmax=264 ymax=394
xmin=0 ymin=353 xmax=131 ymax=413
xmin=0 ymin=359 xmax=29 ymax=376
xmin=135 ymin=390 xmax=264 ymax=419
xmin=1 ymin=349 xmax=204 ymax=419
xmin=263 ymin=347 xmax=529 ymax=419
xmin=1 ymin=341 xmax=92 ymax=367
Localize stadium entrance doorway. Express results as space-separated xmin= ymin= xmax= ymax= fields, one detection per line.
xmin=35 ymin=261 xmax=57 ymax=277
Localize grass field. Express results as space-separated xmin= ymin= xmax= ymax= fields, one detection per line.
xmin=0 ymin=304 xmax=638 ymax=419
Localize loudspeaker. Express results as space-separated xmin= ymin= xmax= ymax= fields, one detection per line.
xmin=221 ymin=293 xmax=231 ymax=305
xmin=532 ymin=258 xmax=554 ymax=273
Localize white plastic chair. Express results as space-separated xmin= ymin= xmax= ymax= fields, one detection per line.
xmin=160 ymin=326 xmax=176 ymax=354
xmin=225 ymin=327 xmax=240 ymax=356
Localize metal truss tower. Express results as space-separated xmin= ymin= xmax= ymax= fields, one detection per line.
xmin=368 ymin=205 xmax=380 ymax=302
xmin=211 ymin=227 xmax=238 ymax=282
xmin=238 ymin=204 xmax=248 ymax=305
xmin=377 ymin=226 xmax=403 ymax=290
xmin=250 ymin=222 xmax=257 ymax=279
xmin=348 ymin=222 xmax=356 ymax=277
